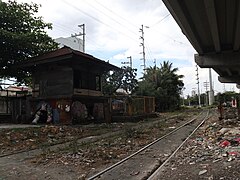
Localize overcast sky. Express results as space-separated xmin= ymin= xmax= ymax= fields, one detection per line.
xmin=15 ymin=0 xmax=238 ymax=96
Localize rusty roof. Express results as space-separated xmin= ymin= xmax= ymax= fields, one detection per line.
xmin=17 ymin=46 xmax=119 ymax=70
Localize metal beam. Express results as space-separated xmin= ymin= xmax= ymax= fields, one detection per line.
xmin=195 ymin=51 xmax=240 ymax=68
xmin=204 ymin=0 xmax=221 ymax=52
xmin=233 ymin=1 xmax=240 ymax=51
xmin=218 ymin=76 xmax=240 ymax=83
xmin=163 ymin=0 xmax=203 ymax=54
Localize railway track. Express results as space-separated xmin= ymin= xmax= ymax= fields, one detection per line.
xmin=88 ymin=109 xmax=210 ymax=180
xmin=0 ymin=113 xmax=184 ymax=159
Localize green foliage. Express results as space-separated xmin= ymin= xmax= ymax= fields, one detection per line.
xmin=121 ymin=66 xmax=138 ymax=94
xmin=102 ymin=66 xmax=138 ymax=95
xmin=102 ymin=69 xmax=123 ymax=95
xmin=0 ymin=0 xmax=58 ymax=84
xmin=215 ymin=91 xmax=239 ymax=104
xmin=186 ymin=93 xmax=205 ymax=106
xmin=135 ymin=61 xmax=184 ymax=112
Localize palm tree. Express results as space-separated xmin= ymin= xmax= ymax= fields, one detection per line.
xmin=135 ymin=61 xmax=184 ymax=111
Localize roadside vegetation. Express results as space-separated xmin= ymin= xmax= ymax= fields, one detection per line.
xmin=0 ymin=0 xmax=58 ymax=85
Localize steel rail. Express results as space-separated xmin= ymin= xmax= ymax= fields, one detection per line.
xmin=88 ymin=110 xmax=205 ymax=180
xmin=147 ymin=110 xmax=210 ymax=179
xmin=0 ymin=113 xmax=183 ymax=159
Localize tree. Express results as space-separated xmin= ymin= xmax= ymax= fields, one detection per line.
xmin=215 ymin=91 xmax=239 ymax=106
xmin=121 ymin=66 xmax=138 ymax=94
xmin=135 ymin=61 xmax=184 ymax=111
xmin=0 ymin=0 xmax=58 ymax=84
xmin=102 ymin=69 xmax=123 ymax=95
xmin=102 ymin=66 xmax=138 ymax=95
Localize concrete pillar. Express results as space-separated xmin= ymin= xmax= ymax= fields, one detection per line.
xmin=209 ymin=68 xmax=214 ymax=105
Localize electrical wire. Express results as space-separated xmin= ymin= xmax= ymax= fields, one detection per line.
xmin=149 ymin=14 xmax=170 ymax=28
xmin=50 ymin=22 xmax=107 ymax=57
xmin=52 ymin=1 xmax=191 ymax=64
xmin=145 ymin=44 xmax=155 ymax=61
xmin=82 ymin=0 xmax=138 ymax=37
xmin=92 ymin=0 xmax=139 ymax=29
xmin=54 ymin=23 xmax=77 ymax=34
xmin=61 ymin=0 xmax=139 ymax=43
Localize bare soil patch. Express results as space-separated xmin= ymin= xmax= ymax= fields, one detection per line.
xmin=0 ymin=109 xmax=200 ymax=179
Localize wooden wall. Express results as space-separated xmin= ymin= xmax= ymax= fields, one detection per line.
xmin=33 ymin=67 xmax=73 ymax=98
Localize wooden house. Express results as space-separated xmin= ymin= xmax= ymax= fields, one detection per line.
xmin=18 ymin=47 xmax=119 ymax=124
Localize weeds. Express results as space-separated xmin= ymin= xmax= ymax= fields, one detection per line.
xmin=124 ymin=127 xmax=142 ymax=139
xmin=40 ymin=143 xmax=51 ymax=158
xmin=155 ymin=121 xmax=165 ymax=129
xmin=69 ymin=137 xmax=79 ymax=154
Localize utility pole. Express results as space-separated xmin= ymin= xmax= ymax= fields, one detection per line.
xmin=121 ymin=56 xmax=132 ymax=68
xmin=196 ymin=65 xmax=201 ymax=107
xmin=127 ymin=56 xmax=132 ymax=69
xmin=203 ymin=81 xmax=209 ymax=92
xmin=223 ymin=83 xmax=226 ymax=92
xmin=139 ymin=24 xmax=146 ymax=73
xmin=154 ymin=59 xmax=157 ymax=85
xmin=182 ymin=87 xmax=185 ymax=106
xmin=203 ymin=81 xmax=209 ymax=106
xmin=153 ymin=59 xmax=156 ymax=68
xmin=71 ymin=24 xmax=85 ymax=52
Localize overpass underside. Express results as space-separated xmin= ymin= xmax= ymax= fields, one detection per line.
xmin=163 ymin=0 xmax=240 ymax=84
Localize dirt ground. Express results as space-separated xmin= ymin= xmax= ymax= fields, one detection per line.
xmin=0 ymin=109 xmax=198 ymax=179
xmin=0 ymin=108 xmax=239 ymax=180
xmin=158 ymin=110 xmax=240 ymax=180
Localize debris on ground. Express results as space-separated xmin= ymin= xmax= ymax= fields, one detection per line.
xmin=0 ymin=109 xmax=200 ymax=179
xmin=160 ymin=108 xmax=240 ymax=179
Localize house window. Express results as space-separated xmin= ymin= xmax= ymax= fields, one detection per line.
xmin=74 ymin=70 xmax=100 ymax=91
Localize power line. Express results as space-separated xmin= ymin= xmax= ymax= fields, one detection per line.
xmin=147 ymin=25 xmax=191 ymax=46
xmin=92 ymin=0 xmax=138 ymax=29
xmin=54 ymin=23 xmax=76 ymax=34
xmin=82 ymin=0 xmax=138 ymax=36
xmin=150 ymin=13 xmax=170 ymax=27
xmin=54 ymin=1 xmax=189 ymax=65
xmin=145 ymin=45 xmax=154 ymax=62
xmin=58 ymin=1 xmax=188 ymax=59
xmin=52 ymin=23 xmax=106 ymax=57
xmin=61 ymin=0 xmax=138 ymax=43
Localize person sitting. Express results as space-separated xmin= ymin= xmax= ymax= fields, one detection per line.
xmin=32 ymin=102 xmax=52 ymax=124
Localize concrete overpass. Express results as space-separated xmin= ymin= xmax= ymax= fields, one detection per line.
xmin=163 ymin=0 xmax=240 ymax=85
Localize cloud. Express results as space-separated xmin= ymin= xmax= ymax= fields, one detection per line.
xmin=13 ymin=0 xmax=237 ymax=94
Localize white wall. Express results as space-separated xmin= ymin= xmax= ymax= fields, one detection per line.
xmin=55 ymin=36 xmax=84 ymax=52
